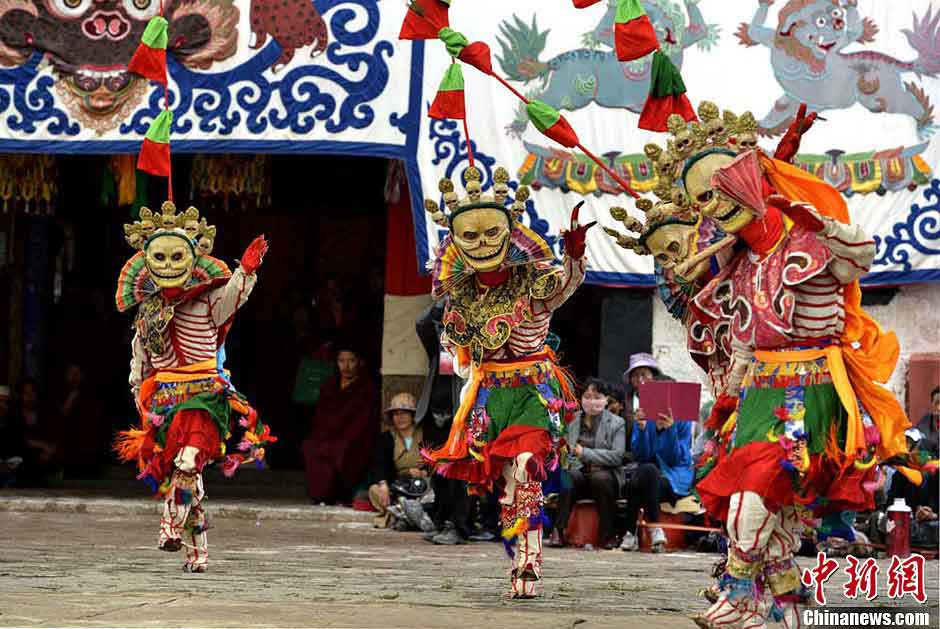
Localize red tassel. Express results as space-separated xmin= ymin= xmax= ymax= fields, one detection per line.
xmin=399 ymin=0 xmax=450 ymax=40
xmin=572 ymin=0 xmax=603 ymax=6
xmin=137 ymin=137 xmax=171 ymax=177
xmin=458 ymin=41 xmax=493 ymax=75
xmin=429 ymin=89 xmax=465 ymax=120
xmin=615 ymin=15 xmax=659 ymax=62
xmin=638 ymin=93 xmax=696 ymax=131
xmin=128 ymin=45 xmax=167 ymax=85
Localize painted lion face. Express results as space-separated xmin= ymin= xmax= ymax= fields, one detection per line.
xmin=0 ymin=0 xmax=239 ymax=132
xmin=778 ymin=0 xmax=855 ymax=65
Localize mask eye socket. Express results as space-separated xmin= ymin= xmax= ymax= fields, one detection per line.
xmin=48 ymin=0 xmax=92 ymax=18
xmin=462 ymin=231 xmax=478 ymax=241
xmin=484 ymin=227 xmax=500 ymax=238
xmin=171 ymin=252 xmax=184 ymax=262
xmin=154 ymin=253 xmax=166 ymax=262
xmin=696 ymin=190 xmax=714 ymax=204
xmin=667 ymin=241 xmax=681 ymax=255
xmin=122 ymin=0 xmax=159 ymax=21
xmin=655 ymin=253 xmax=671 ymax=265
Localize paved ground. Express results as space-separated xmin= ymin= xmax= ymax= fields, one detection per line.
xmin=0 ymin=495 xmax=937 ymax=628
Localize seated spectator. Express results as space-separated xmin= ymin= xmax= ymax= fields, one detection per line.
xmin=621 ymin=353 xmax=673 ymax=447
xmin=621 ymin=408 xmax=693 ymax=553
xmin=0 ymin=385 xmax=24 ymax=487
xmin=368 ymin=392 xmax=430 ymax=528
xmin=9 ymin=379 xmax=59 ymax=487
xmin=52 ymin=363 xmax=105 ymax=477
xmin=550 ymin=379 xmax=626 ymax=550
xmin=301 ymin=342 xmax=379 ymax=505
xmin=888 ymin=428 xmax=939 ymax=513
xmin=917 ymin=386 xmax=939 ymax=455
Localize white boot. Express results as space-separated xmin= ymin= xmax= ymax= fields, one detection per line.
xmin=650 ymin=527 xmax=667 ymax=553
xmin=692 ymin=593 xmax=767 ymax=629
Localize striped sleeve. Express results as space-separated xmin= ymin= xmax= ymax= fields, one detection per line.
xmin=207 ymin=265 xmax=258 ymax=328
xmin=129 ymin=330 xmax=152 ymax=400
xmin=819 ymin=218 xmax=875 ymax=284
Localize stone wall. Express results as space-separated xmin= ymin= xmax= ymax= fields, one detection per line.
xmin=650 ymin=283 xmax=940 ymax=405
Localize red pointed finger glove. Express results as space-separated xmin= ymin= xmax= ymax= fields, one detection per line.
xmin=561 ymin=201 xmax=596 ymax=260
xmin=766 ymin=195 xmax=825 ymax=233
xmin=241 ymin=235 xmax=269 ymax=274
xmin=773 ymin=103 xmax=818 ymax=163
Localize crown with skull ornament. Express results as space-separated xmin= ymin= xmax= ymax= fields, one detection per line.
xmin=123 ymin=200 xmax=217 ymax=256
xmin=604 ymin=101 xmax=759 ymax=254
xmin=424 ymin=165 xmax=530 ymax=229
xmin=644 ymin=101 xmax=760 ymax=201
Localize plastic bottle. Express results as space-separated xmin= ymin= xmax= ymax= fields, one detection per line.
xmin=886 ymin=497 xmax=912 ymax=559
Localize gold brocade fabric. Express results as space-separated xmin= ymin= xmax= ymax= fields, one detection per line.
xmin=136 ymin=295 xmax=178 ymax=356
xmin=444 ymin=264 xmax=560 ymax=365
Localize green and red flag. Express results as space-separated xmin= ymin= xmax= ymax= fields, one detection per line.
xmin=638 ymin=50 xmax=696 ymax=131
xmin=400 ymin=0 xmax=450 ymax=40
xmin=137 ymin=110 xmax=173 ymax=177
xmin=527 ymin=100 xmax=579 ymax=148
xmin=614 ymin=0 xmax=659 ymax=62
xmin=439 ymin=27 xmax=492 ymax=75
xmin=128 ymin=16 xmax=168 ymax=85
xmin=459 ymin=41 xmax=493 ymax=75
xmin=428 ymin=63 xmax=465 ymax=119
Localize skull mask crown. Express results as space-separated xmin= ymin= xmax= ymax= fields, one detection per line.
xmin=425 ymin=166 xmax=530 ymax=273
xmin=123 ymin=201 xmax=218 ymax=289
xmin=644 ymin=101 xmax=761 ymax=202
xmin=123 ymin=201 xmax=217 ymax=255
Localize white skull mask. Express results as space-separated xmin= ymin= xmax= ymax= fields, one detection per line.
xmin=450 ymin=207 xmax=512 ymax=273
xmin=145 ymin=233 xmax=196 ymax=289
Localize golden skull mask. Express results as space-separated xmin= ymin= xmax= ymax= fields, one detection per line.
xmin=684 ymin=153 xmax=756 ymax=234
xmin=145 ymin=233 xmax=196 ymax=288
xmin=451 ymin=207 xmax=511 ymax=273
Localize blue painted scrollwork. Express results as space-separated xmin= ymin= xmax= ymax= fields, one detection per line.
xmin=873 ymin=179 xmax=940 ymax=271
xmin=0 ymin=0 xmax=392 ymax=139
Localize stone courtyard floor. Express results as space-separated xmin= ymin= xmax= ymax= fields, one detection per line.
xmin=0 ymin=492 xmax=937 ymax=628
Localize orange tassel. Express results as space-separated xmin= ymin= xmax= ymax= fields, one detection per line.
xmin=113 ymin=428 xmax=148 ymax=464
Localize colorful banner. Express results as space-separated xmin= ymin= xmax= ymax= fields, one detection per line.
xmin=0 ymin=0 xmax=937 ymax=286
xmin=412 ymin=0 xmax=940 ymax=286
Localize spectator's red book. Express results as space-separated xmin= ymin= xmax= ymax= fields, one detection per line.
xmin=638 ymin=381 xmax=702 ymax=422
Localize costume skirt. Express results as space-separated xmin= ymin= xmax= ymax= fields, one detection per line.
xmin=697 ymin=348 xmax=875 ymax=521
xmin=114 ymin=359 xmax=275 ymax=494
xmin=424 ymin=351 xmax=577 ymax=492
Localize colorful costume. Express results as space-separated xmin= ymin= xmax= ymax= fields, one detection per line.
xmin=114 ymin=201 xmax=275 ymax=573
xmin=603 ymin=104 xmax=914 ymax=628
xmin=422 ymin=166 xmax=590 ymax=598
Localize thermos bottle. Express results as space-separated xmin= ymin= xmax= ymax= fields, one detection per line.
xmin=886 ymin=497 xmax=911 ymax=559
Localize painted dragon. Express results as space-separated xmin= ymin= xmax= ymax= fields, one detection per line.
xmin=497 ymin=0 xmax=718 ymax=137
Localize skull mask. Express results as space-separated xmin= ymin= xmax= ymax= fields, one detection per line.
xmin=451 ymin=207 xmax=512 ymax=273
xmin=144 ymin=233 xmax=196 ymax=289
xmin=684 ymin=153 xmax=756 ymax=234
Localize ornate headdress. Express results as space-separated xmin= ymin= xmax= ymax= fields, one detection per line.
xmin=424 ymin=165 xmax=529 ymax=228
xmin=425 ymin=165 xmax=557 ymax=299
xmin=644 ymin=101 xmax=759 ymax=201
xmin=604 ymin=101 xmax=759 ymax=254
xmin=123 ymin=200 xmax=217 ymax=256
xmin=116 ymin=201 xmax=230 ymax=312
